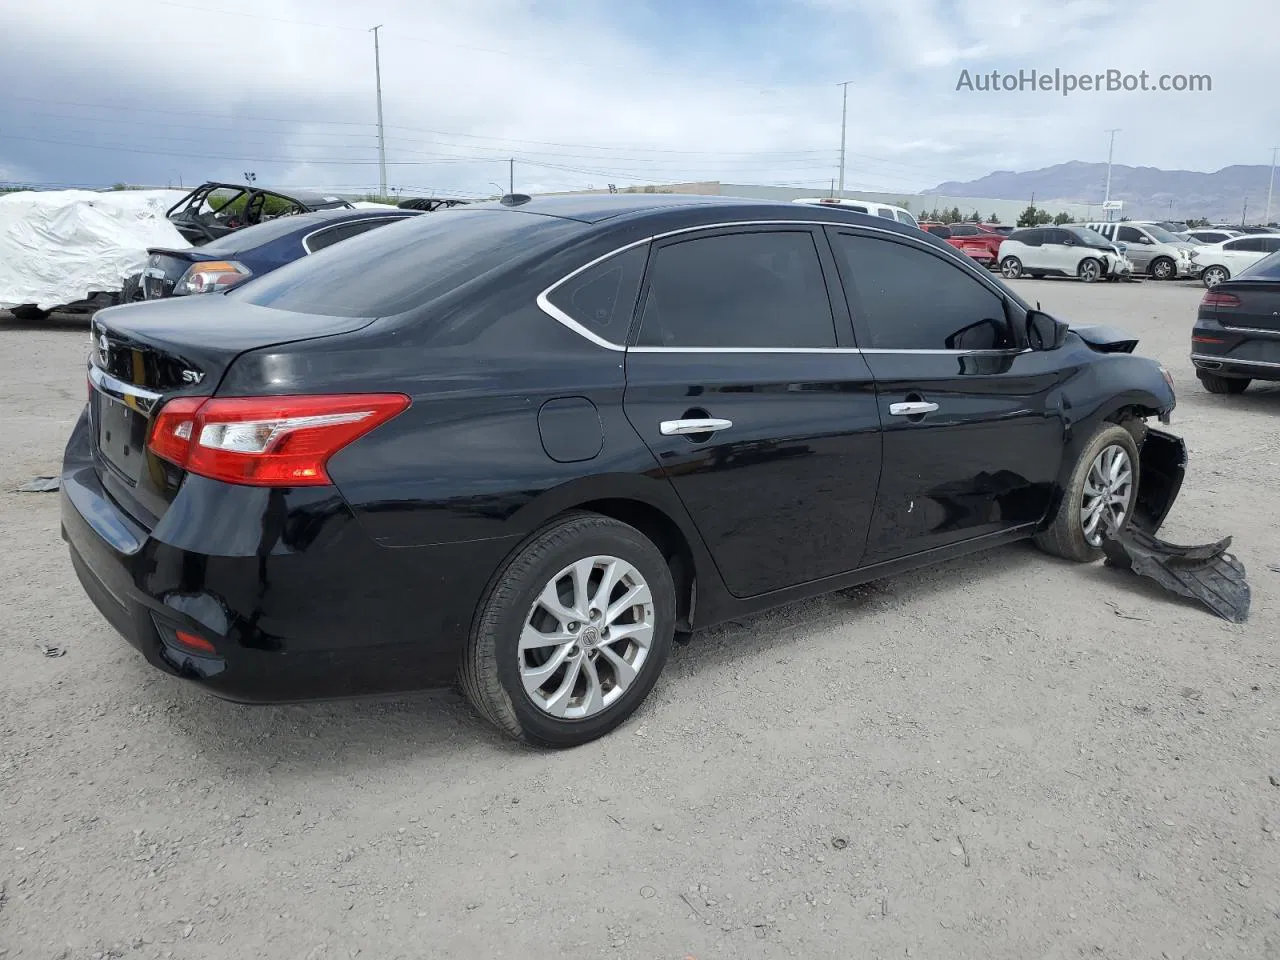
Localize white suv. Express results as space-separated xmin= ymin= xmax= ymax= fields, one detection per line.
xmin=792 ymin=197 xmax=920 ymax=229
xmin=1194 ymin=234 xmax=1280 ymax=287
xmin=997 ymin=226 xmax=1132 ymax=283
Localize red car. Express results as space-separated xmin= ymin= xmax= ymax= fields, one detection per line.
xmin=919 ymin=222 xmax=1004 ymax=268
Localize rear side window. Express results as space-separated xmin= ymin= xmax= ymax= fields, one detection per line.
xmin=895 ymin=210 xmax=917 ymax=226
xmin=832 ymin=233 xmax=1011 ymax=351
xmin=876 ymin=208 xmax=895 ymax=220
xmin=949 ymin=225 xmax=978 ymax=237
xmin=1011 ymin=229 xmax=1043 ymax=246
xmin=1262 ymin=237 xmax=1280 ymax=253
xmin=1228 ymin=238 xmax=1264 ymax=252
xmin=305 ymin=217 xmax=407 ymax=253
xmin=238 ymin=210 xmax=580 ymax=317
xmin=545 ymin=245 xmax=647 ymax=343
xmin=635 ymin=230 xmax=836 ymax=348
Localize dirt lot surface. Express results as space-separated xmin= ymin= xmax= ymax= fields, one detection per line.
xmin=1 ymin=281 xmax=1278 ymax=960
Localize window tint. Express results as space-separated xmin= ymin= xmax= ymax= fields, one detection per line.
xmin=545 ymin=244 xmax=647 ymax=342
xmin=949 ymin=225 xmax=978 ymax=236
xmin=846 ymin=205 xmax=869 ymax=213
xmin=895 ymin=210 xmax=916 ymax=226
xmin=1042 ymin=229 xmax=1068 ymax=245
xmin=634 ymin=231 xmax=836 ymax=348
xmin=1117 ymin=227 xmax=1145 ymax=243
xmin=1012 ymin=229 xmax=1043 ymax=246
xmin=876 ymin=208 xmax=896 ymax=220
xmin=832 ymin=233 xmax=1012 ymax=351
xmin=1240 ymin=250 xmax=1280 ymax=279
xmin=238 ymin=209 xmax=581 ymax=317
xmin=1262 ymin=237 xmax=1280 ymax=253
xmin=925 ymin=225 xmax=952 ymax=238
xmin=306 ymin=217 xmax=406 ymax=253
xmin=1229 ymin=238 xmax=1264 ymax=252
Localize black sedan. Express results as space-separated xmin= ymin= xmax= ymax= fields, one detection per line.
xmin=63 ymin=194 xmax=1183 ymax=746
xmin=1191 ymin=249 xmax=1280 ymax=393
xmin=136 ymin=207 xmax=419 ymax=300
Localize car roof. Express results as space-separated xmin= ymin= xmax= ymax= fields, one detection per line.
xmin=191 ymin=207 xmax=419 ymax=254
xmin=461 ymin=192 xmax=761 ymax=223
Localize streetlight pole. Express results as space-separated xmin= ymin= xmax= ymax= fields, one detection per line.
xmin=370 ymin=25 xmax=387 ymax=198
xmin=1266 ymin=147 xmax=1278 ymax=225
xmin=509 ymin=158 xmax=514 ymax=195
xmin=837 ymin=81 xmax=853 ymax=196
xmin=1103 ymin=128 xmax=1120 ymax=218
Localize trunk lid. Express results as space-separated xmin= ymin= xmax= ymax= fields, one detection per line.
xmin=1212 ymin=279 xmax=1280 ymax=333
xmin=141 ymin=248 xmax=212 ymax=300
xmin=88 ymin=296 xmax=375 ymax=527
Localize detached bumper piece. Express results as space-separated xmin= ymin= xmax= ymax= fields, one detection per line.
xmin=1101 ymin=528 xmax=1251 ymax=623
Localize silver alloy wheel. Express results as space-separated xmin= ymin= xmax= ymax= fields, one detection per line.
xmin=1080 ymin=444 xmax=1134 ymax=546
xmin=518 ymin=555 xmax=655 ymax=720
xmin=1079 ymin=258 xmax=1101 ymax=282
xmin=1151 ymin=258 xmax=1174 ymax=280
xmin=1203 ymin=266 xmax=1228 ymax=288
xmin=1001 ymin=257 xmax=1022 ymax=279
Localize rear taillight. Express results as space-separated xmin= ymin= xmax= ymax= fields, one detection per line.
xmin=1201 ymin=291 xmax=1241 ymax=307
xmin=147 ymin=394 xmax=410 ymax=486
xmin=174 ymin=260 xmax=252 ymax=296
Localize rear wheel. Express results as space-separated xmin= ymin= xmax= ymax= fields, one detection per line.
xmin=1000 ymin=256 xmax=1023 ymax=279
xmin=1035 ymin=423 xmax=1139 ymax=562
xmin=1077 ymin=258 xmax=1102 ymax=283
xmin=1197 ymin=371 xmax=1250 ymax=394
xmin=460 ymin=513 xmax=676 ymax=747
xmin=1149 ymin=256 xmax=1176 ymax=280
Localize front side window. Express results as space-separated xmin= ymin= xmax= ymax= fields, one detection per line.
xmin=832 ymin=233 xmax=1012 ymax=351
xmin=1117 ymin=226 xmax=1145 ymax=243
xmin=876 ymin=208 xmax=896 ymax=220
xmin=545 ymin=244 xmax=648 ymax=343
xmin=634 ymin=231 xmax=836 ymax=349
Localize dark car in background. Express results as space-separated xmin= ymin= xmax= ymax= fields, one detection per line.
xmin=166 ymin=182 xmax=355 ymax=245
xmin=1191 ymin=249 xmax=1280 ymax=393
xmin=138 ymin=207 xmax=420 ymax=300
xmin=63 ymin=194 xmax=1182 ymax=747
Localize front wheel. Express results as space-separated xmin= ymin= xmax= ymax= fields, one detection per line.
xmin=1149 ymin=257 xmax=1175 ymax=280
xmin=1077 ymin=257 xmax=1102 ymax=283
xmin=1035 ymin=423 xmax=1139 ymax=563
xmin=1000 ymin=256 xmax=1023 ymax=279
xmin=460 ymin=513 xmax=676 ymax=747
xmin=1202 ymin=265 xmax=1229 ymax=288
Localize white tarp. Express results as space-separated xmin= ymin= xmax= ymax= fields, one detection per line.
xmin=351 ymin=200 xmax=397 ymax=209
xmin=0 ymin=189 xmax=192 ymax=309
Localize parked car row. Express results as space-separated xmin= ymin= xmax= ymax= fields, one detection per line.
xmin=998 ymin=226 xmax=1133 ymax=283
xmin=64 ymin=193 xmax=1186 ymax=746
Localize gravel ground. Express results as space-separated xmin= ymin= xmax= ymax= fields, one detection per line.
xmin=1 ymin=281 xmax=1278 ymax=960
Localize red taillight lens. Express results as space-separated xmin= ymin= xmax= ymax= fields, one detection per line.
xmin=147 ymin=393 xmax=410 ymax=487
xmin=1201 ymin=291 xmax=1241 ymax=307
xmin=174 ymin=630 xmax=217 ymax=655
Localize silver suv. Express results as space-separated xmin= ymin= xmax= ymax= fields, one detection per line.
xmin=1083 ymin=222 xmax=1198 ymax=280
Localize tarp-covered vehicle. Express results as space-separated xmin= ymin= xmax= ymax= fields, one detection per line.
xmin=0 ymin=189 xmax=190 ymax=319
xmin=166 ymin=182 xmax=352 ymax=246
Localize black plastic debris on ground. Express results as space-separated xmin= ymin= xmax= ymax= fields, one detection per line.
xmin=1102 ymin=527 xmax=1250 ymax=623
xmin=16 ymin=476 xmax=59 ymax=493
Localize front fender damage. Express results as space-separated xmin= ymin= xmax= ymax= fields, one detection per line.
xmin=1103 ymin=428 xmax=1251 ymax=623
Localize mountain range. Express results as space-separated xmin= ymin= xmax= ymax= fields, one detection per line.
xmin=928 ymin=161 xmax=1278 ymax=223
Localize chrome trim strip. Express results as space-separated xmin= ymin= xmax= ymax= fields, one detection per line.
xmin=534 ymin=218 xmax=1005 ymax=353
xmin=1191 ymin=353 xmax=1280 ymax=370
xmin=1216 ymin=325 xmax=1280 ymax=338
xmin=89 ymin=365 xmax=164 ymax=415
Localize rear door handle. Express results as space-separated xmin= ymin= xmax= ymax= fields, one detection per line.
xmin=660 ymin=418 xmax=733 ymax=436
xmin=889 ymin=401 xmax=938 ymax=416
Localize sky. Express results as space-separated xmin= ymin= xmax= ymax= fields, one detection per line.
xmin=2 ymin=0 xmax=1277 ymax=199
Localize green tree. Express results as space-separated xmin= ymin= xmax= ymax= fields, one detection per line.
xmin=1053 ymin=211 xmax=1073 ymax=225
xmin=948 ymin=206 xmax=963 ymax=223
xmin=987 ymin=211 xmax=1000 ymax=224
xmin=1016 ymin=203 xmax=1040 ymax=227
xmin=894 ymin=199 xmax=911 ymax=210
xmin=968 ymin=209 xmax=982 ymax=222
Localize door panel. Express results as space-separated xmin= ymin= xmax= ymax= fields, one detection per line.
xmin=825 ymin=227 xmax=1068 ymax=563
xmin=624 ymin=352 xmax=882 ymax=596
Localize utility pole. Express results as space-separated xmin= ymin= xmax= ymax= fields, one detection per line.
xmin=1242 ymin=198 xmax=1249 ymax=227
xmin=1103 ymin=128 xmax=1120 ymax=215
xmin=371 ymin=25 xmax=387 ymax=198
xmin=509 ymin=158 xmax=514 ymax=195
xmin=1266 ymin=147 xmax=1278 ymax=225
xmin=836 ymin=80 xmax=853 ymax=196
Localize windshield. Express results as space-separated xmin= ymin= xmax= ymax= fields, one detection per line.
xmin=1066 ymin=226 xmax=1112 ymax=246
xmin=237 ymin=208 xmax=582 ymax=318
xmin=1143 ymin=224 xmax=1182 ymax=243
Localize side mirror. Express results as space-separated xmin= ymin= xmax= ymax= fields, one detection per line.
xmin=1140 ymin=236 xmax=1154 ymax=244
xmin=1026 ymin=309 xmax=1069 ymax=351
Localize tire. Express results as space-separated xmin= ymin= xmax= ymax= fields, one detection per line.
xmin=8 ymin=304 xmax=50 ymax=321
xmin=1202 ymin=265 xmax=1229 ymax=288
xmin=1198 ymin=371 xmax=1250 ymax=394
xmin=120 ymin=273 xmax=144 ymax=303
xmin=460 ymin=513 xmax=676 ymax=747
xmin=1149 ymin=256 xmax=1176 ymax=281
xmin=1029 ymin=273 xmax=1045 ymax=279
xmin=1077 ymin=257 xmax=1102 ymax=283
xmin=1034 ymin=422 xmax=1140 ymax=563
xmin=1000 ymin=256 xmax=1023 ymax=279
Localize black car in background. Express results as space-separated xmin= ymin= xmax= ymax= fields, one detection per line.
xmin=1191 ymin=249 xmax=1280 ymax=393
xmin=165 ymin=182 xmax=355 ymax=245
xmin=137 ymin=207 xmax=420 ymax=300
xmin=62 ymin=194 xmax=1182 ymax=746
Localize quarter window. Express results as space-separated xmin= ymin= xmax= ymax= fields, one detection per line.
xmin=545 ymin=244 xmax=648 ymax=342
xmin=832 ymin=233 xmax=1012 ymax=351
xmin=634 ymin=231 xmax=837 ymax=349
xmin=306 ymin=217 xmax=407 ymax=253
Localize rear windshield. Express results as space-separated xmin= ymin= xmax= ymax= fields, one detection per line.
xmin=236 ymin=209 xmax=581 ymax=317
xmin=200 ymin=213 xmax=326 ymax=252
xmin=1239 ymin=250 xmax=1280 ymax=280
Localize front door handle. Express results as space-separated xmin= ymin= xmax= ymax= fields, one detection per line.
xmin=889 ymin=401 xmax=939 ymax=416
xmin=660 ymin=417 xmax=733 ymax=436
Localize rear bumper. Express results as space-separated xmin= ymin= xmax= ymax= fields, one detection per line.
xmin=1191 ymin=320 xmax=1280 ymax=381
xmin=61 ymin=413 xmax=517 ymax=703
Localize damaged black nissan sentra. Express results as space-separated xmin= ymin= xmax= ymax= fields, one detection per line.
xmin=62 ymin=194 xmax=1188 ymax=746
